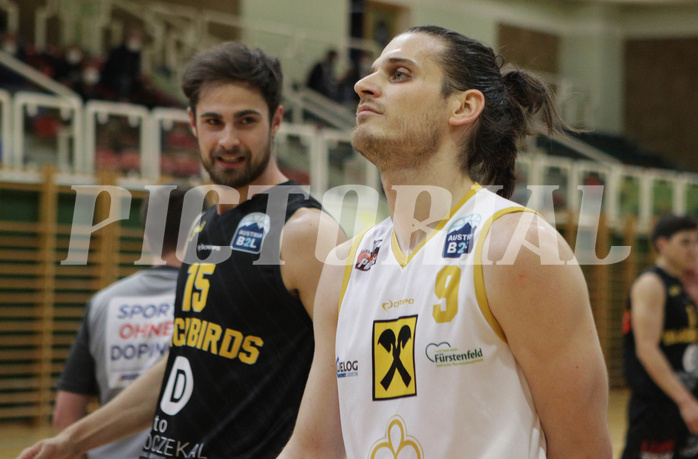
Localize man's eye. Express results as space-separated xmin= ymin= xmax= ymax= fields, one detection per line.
xmin=393 ymin=70 xmax=408 ymax=81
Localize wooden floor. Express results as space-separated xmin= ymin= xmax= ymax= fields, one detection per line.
xmin=0 ymin=389 xmax=631 ymax=458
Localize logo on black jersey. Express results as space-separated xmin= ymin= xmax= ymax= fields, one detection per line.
xmin=231 ymin=212 xmax=270 ymax=254
xmin=159 ymin=356 xmax=194 ymax=416
xmin=372 ymin=316 xmax=417 ymax=400
xmin=669 ymin=284 xmax=683 ymax=297
xmin=442 ymin=214 xmax=480 ymax=258
xmin=355 ymin=238 xmax=382 ymax=271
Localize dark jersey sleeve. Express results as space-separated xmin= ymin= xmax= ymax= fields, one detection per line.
xmin=56 ymin=306 xmax=99 ymax=395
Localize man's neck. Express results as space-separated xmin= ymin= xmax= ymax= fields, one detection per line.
xmin=380 ymin=156 xmax=473 ymax=254
xmin=216 ymin=167 xmax=290 ymax=215
xmin=161 ymin=251 xmax=181 ymax=268
xmin=657 ymin=258 xmax=686 ymax=280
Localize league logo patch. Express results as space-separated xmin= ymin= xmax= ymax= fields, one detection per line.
xmin=231 ymin=213 xmax=270 ymax=254
xmin=355 ymin=238 xmax=382 ymax=271
xmin=442 ymin=214 xmax=480 ymax=258
xmin=372 ymin=315 xmax=417 ymax=400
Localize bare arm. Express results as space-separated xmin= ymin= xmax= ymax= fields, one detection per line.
xmin=631 ymin=273 xmax=698 ymax=433
xmin=17 ymin=357 xmax=167 ymax=459
xmin=278 ymin=242 xmax=350 ymax=458
xmin=280 ymin=207 xmax=347 ymax=319
xmin=53 ymin=391 xmax=91 ymax=432
xmin=483 ymin=213 xmax=612 ymax=458
xmin=51 ymin=392 xmax=91 ymax=459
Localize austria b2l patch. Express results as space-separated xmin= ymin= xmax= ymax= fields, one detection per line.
xmin=442 ymin=214 xmax=480 ymax=258
xmin=231 ymin=213 xmax=270 ymax=254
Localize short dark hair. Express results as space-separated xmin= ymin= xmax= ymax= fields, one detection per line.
xmin=181 ymin=42 xmax=283 ymax=119
xmin=140 ymin=185 xmax=207 ymax=255
xmin=651 ymin=214 xmax=697 ymax=248
xmin=402 ymin=25 xmax=566 ymax=199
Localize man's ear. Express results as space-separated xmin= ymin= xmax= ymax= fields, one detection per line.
xmin=188 ymin=107 xmax=198 ymax=138
xmin=271 ymin=105 xmax=284 ymax=136
xmin=449 ymin=89 xmax=485 ymax=126
xmin=655 ymin=237 xmax=667 ymax=254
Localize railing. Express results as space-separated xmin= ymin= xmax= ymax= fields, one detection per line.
xmin=288 ymin=88 xmax=356 ymax=131
xmin=1 ymin=86 xmax=696 ymax=231
xmin=516 ymin=151 xmax=698 ymax=232
xmin=0 ymin=88 xmax=11 ymax=169
xmin=12 ymin=91 xmax=83 ymax=173
xmin=0 ymin=90 xmax=386 ymax=228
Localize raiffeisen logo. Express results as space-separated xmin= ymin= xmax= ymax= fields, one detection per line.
xmin=381 ymin=298 xmax=414 ymax=312
xmin=425 ymin=342 xmax=483 ymax=367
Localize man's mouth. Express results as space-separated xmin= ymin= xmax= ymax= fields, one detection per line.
xmin=213 ymin=151 xmax=246 ymax=167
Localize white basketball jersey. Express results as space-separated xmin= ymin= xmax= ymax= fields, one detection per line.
xmin=336 ymin=184 xmax=547 ymax=458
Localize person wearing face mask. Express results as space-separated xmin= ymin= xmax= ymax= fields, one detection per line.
xmin=100 ymin=29 xmax=144 ymax=102
xmin=54 ymin=44 xmax=85 ymax=90
xmin=1 ymin=32 xmax=22 ymax=58
xmin=75 ymin=61 xmax=106 ymax=101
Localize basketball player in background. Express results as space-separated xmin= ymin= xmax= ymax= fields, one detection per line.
xmin=622 ymin=215 xmax=698 ymax=458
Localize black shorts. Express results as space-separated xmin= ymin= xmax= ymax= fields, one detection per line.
xmin=621 ymin=394 xmax=698 ymax=459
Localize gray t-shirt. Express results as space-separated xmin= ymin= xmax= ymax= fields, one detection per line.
xmin=57 ymin=266 xmax=179 ymax=459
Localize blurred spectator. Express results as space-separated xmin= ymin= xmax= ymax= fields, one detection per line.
xmin=306 ymin=49 xmax=339 ymax=99
xmin=101 ymin=28 xmax=144 ymax=101
xmin=54 ymin=44 xmax=85 ymax=90
xmin=74 ymin=61 xmax=108 ymax=101
xmin=337 ymin=49 xmax=372 ymax=106
xmin=1 ymin=33 xmax=23 ymax=59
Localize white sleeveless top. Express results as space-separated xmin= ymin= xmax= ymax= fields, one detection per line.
xmin=336 ymin=184 xmax=547 ymax=458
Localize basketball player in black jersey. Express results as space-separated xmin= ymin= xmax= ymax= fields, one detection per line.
xmin=622 ymin=215 xmax=698 ymax=458
xmin=18 ymin=43 xmax=345 ymax=459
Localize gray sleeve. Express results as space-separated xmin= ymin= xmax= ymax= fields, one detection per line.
xmin=56 ymin=305 xmax=98 ymax=395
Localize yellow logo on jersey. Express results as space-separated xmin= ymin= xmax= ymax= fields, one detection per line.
xmin=373 ymin=316 xmax=417 ymax=400
xmin=669 ymin=285 xmax=682 ymax=297
xmin=187 ymin=220 xmax=206 ymax=242
xmin=369 ymin=415 xmax=423 ymax=459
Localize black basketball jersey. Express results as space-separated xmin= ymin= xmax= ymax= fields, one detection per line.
xmin=623 ymin=265 xmax=698 ymax=400
xmin=140 ymin=181 xmax=321 ymax=459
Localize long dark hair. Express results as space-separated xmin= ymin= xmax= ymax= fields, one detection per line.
xmin=181 ymin=42 xmax=283 ymax=119
xmin=404 ymin=25 xmax=565 ymax=198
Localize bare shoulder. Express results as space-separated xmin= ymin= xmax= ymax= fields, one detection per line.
xmin=484 ymin=210 xmax=574 ymax=266
xmin=482 ymin=211 xmax=590 ymax=336
xmin=282 ymin=207 xmax=331 ymax=242
xmin=281 ymin=208 xmax=345 ymax=259
xmin=630 ymin=270 xmax=665 ymax=312
xmin=632 ymin=270 xmax=664 ymax=294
